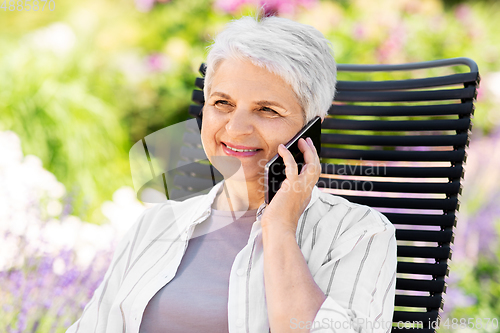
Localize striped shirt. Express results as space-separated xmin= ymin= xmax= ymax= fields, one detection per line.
xmin=66 ymin=180 xmax=397 ymax=333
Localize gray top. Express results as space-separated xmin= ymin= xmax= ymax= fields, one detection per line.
xmin=139 ymin=208 xmax=258 ymax=333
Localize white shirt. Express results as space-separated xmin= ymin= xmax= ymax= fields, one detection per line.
xmin=66 ymin=180 xmax=397 ymax=333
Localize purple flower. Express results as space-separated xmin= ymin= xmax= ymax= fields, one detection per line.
xmin=0 ymin=243 xmax=116 ymax=330
xmin=10 ymin=270 xmax=24 ymax=298
xmin=451 ymin=130 xmax=500 ymax=263
xmin=464 ymin=193 xmax=500 ymax=258
xmin=43 ymin=299 xmax=52 ymax=309
xmin=61 ymin=193 xmax=75 ymax=217
xmin=442 ymin=287 xmax=476 ymax=315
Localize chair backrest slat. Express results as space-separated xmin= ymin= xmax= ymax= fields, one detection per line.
xmin=335 ymin=86 xmax=476 ymax=102
xmin=340 ymin=195 xmax=459 ymax=210
xmin=321 ymin=164 xmax=463 ymax=178
xmin=397 ymin=262 xmax=448 ymax=276
xmin=398 ymin=246 xmax=451 ymax=259
xmin=396 ymin=230 xmax=453 ymax=243
xmin=192 ymin=90 xmax=204 ymax=104
xmin=322 ymin=118 xmax=471 ymax=131
xmin=397 ymin=279 xmax=446 ymax=293
xmin=384 ymin=213 xmax=455 ymax=227
xmin=322 ymin=133 xmax=468 ymax=146
xmin=396 ymin=295 xmax=443 ymax=309
xmin=336 ymin=72 xmax=478 ymax=91
xmin=322 ymin=148 xmax=466 ymax=162
xmin=318 ymin=178 xmax=460 ymax=194
xmin=330 ymin=103 xmax=474 ymax=116
xmin=393 ymin=311 xmax=439 ymax=326
xmin=189 ymin=104 xmax=203 ymax=118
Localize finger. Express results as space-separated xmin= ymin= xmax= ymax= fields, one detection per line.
xmin=298 ymin=138 xmax=316 ymax=165
xmin=300 ymin=162 xmax=320 ymax=182
xmin=306 ymin=138 xmax=321 ymax=178
xmin=298 ymin=138 xmax=320 ymax=176
xmin=306 ymin=137 xmax=316 ymax=151
xmin=278 ymin=144 xmax=299 ymax=180
xmin=301 ymin=138 xmax=321 ymax=186
xmin=298 ymin=138 xmax=316 ymax=176
xmin=306 ymin=137 xmax=321 ymax=164
xmin=297 ymin=138 xmax=311 ymax=176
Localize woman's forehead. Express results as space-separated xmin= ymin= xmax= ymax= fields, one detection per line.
xmin=211 ymin=60 xmax=295 ymax=97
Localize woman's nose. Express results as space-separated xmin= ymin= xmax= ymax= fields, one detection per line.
xmin=225 ymin=107 xmax=254 ymax=136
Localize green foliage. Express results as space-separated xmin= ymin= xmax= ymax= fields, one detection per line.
xmin=0 ymin=44 xmax=130 ymax=222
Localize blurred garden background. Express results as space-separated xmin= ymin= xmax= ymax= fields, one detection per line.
xmin=1 ymin=0 xmax=500 ymax=331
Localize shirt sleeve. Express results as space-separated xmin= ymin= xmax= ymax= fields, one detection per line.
xmin=309 ymin=205 xmax=397 ymax=333
xmin=65 ymin=207 xmax=153 ymax=333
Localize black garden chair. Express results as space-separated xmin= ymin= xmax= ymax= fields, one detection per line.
xmin=175 ymin=57 xmax=479 ymax=332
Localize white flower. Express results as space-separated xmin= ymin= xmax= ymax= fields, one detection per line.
xmin=114 ymin=51 xmax=149 ymax=84
xmin=484 ymin=72 xmax=500 ymax=101
xmin=0 ymin=131 xmax=23 ymax=167
xmin=101 ymin=186 xmax=151 ymax=239
xmin=24 ymin=22 xmax=76 ymax=56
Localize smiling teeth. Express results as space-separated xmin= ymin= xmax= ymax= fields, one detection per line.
xmin=225 ymin=144 xmax=258 ymax=152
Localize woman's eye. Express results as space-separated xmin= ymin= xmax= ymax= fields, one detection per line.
xmin=262 ymin=107 xmax=279 ymax=115
xmin=214 ymin=100 xmax=233 ymax=109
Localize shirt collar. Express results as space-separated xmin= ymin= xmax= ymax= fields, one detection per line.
xmin=188 ymin=179 xmax=225 ymax=221
xmin=189 ymin=180 xmax=321 ymax=223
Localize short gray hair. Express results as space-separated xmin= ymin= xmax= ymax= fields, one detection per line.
xmin=204 ymin=16 xmax=337 ymax=124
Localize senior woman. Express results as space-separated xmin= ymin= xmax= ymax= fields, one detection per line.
xmin=67 ymin=16 xmax=397 ymax=333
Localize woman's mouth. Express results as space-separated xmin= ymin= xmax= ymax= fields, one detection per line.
xmin=222 ymin=142 xmax=262 ymax=157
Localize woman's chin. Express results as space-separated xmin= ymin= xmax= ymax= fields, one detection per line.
xmin=209 ymin=155 xmax=263 ymax=182
xmin=209 ymin=156 xmax=242 ymax=179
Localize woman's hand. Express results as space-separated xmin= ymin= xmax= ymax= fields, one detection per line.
xmin=261 ymin=137 xmax=321 ymax=235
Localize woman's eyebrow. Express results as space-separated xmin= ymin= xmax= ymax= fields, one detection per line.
xmin=211 ymin=92 xmax=231 ymax=99
xmin=255 ymin=100 xmax=286 ymax=110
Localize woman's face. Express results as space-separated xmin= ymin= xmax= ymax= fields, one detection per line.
xmin=201 ymin=58 xmax=305 ymax=185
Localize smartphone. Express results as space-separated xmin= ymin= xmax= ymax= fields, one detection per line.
xmin=264 ymin=116 xmax=322 ymax=204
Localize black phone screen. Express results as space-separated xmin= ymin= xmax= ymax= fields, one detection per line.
xmin=264 ymin=116 xmax=322 ymax=204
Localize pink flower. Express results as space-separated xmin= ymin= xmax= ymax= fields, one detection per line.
xmin=214 ymin=0 xmax=317 ymax=16
xmin=215 ymin=0 xmax=248 ymax=13
xmin=376 ymin=23 xmax=407 ymax=63
xmin=135 ymin=0 xmax=155 ymax=12
xmin=146 ymin=53 xmax=169 ymax=73
xmin=353 ymin=23 xmax=366 ymax=41
xmin=455 ymin=4 xmax=472 ymax=22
